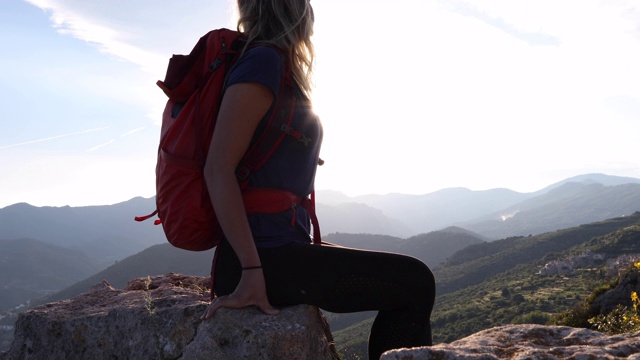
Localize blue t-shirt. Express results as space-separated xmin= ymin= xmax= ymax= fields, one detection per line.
xmin=224 ymin=46 xmax=323 ymax=247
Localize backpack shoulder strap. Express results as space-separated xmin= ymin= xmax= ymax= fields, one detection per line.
xmin=235 ymin=79 xmax=296 ymax=187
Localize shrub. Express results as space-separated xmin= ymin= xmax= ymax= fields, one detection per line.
xmin=512 ymin=310 xmax=553 ymax=325
xmin=588 ymin=265 xmax=640 ymax=335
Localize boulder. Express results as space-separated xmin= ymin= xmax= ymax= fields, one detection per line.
xmin=381 ymin=324 xmax=640 ymax=359
xmin=593 ymin=267 xmax=640 ymax=314
xmin=1 ymin=273 xmax=338 ymax=360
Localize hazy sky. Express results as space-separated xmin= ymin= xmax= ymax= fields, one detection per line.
xmin=1 ymin=0 xmax=639 ymax=208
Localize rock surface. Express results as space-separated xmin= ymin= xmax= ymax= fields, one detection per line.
xmin=594 ymin=267 xmax=640 ymax=314
xmin=1 ymin=273 xmax=338 ymax=360
xmin=381 ymin=324 xmax=640 ymax=359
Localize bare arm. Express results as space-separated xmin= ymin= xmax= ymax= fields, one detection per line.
xmin=200 ymin=82 xmax=279 ymax=319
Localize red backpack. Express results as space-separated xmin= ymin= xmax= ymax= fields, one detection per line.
xmin=135 ymin=29 xmax=321 ymax=250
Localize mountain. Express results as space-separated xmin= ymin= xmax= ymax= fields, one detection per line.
xmin=0 ymin=197 xmax=165 ymax=266
xmin=317 ymin=173 xmax=640 ymax=239
xmin=7 ymin=213 xmax=640 ymax=357
xmin=317 ymin=187 xmax=532 ymax=236
xmin=38 ymin=227 xmax=484 ymax=307
xmin=435 ymin=212 xmax=640 ymax=296
xmin=325 ymin=226 xmax=487 ymax=269
xmin=2 ymin=173 xmax=639 ymax=264
xmin=331 ymin=212 xmax=640 ymax=356
xmin=34 ymin=243 xmax=215 ymax=307
xmin=429 ymin=213 xmax=640 ymax=343
xmin=462 ymin=182 xmax=640 ymax=239
xmin=316 ymin=202 xmax=413 ymax=238
xmin=1 ymin=172 xmax=639 ymax=308
xmin=534 ymin=173 xmax=640 ymax=194
xmin=0 ymin=238 xmax=100 ymax=311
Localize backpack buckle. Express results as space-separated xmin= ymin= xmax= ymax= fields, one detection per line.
xmin=236 ymin=165 xmax=251 ymax=182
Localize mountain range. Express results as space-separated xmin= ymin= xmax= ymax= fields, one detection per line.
xmin=330 ymin=212 xmax=640 ymax=357
xmin=1 ymin=173 xmax=640 ymax=312
xmin=2 ymin=173 xmax=640 ymax=355
xmin=317 ymin=173 xmax=640 ymax=238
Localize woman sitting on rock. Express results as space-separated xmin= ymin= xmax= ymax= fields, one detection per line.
xmin=200 ymin=0 xmax=436 ymax=358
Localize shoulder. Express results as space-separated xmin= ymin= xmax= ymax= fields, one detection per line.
xmin=227 ymin=46 xmax=284 ymax=94
xmin=241 ymin=46 xmax=283 ymax=66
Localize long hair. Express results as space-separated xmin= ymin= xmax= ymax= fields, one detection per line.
xmin=236 ymin=0 xmax=315 ymax=99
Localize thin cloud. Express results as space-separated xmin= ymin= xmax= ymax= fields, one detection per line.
xmin=120 ymin=127 xmax=145 ymax=137
xmin=85 ymin=127 xmax=147 ymax=152
xmin=87 ymin=139 xmax=115 ymax=152
xmin=0 ymin=126 xmax=111 ymax=150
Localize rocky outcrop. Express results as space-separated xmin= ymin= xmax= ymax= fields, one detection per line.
xmin=6 ymin=272 xmax=640 ymax=360
xmin=1 ymin=273 xmax=338 ymax=360
xmin=381 ymin=324 xmax=640 ymax=359
xmin=594 ymin=266 xmax=640 ymax=314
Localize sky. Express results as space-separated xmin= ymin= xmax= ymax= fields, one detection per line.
xmin=1 ymin=0 xmax=639 ymax=209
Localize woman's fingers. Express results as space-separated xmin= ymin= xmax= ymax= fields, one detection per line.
xmin=200 ymin=295 xmax=280 ymax=320
xmin=200 ymin=297 xmax=222 ymax=320
xmin=257 ymin=301 xmax=280 ymax=316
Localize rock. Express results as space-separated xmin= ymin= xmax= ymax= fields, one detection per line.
xmin=381 ymin=324 xmax=640 ymax=359
xmin=593 ymin=267 xmax=640 ymax=314
xmin=1 ymin=273 xmax=338 ymax=360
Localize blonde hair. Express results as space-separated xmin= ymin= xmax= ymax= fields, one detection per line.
xmin=236 ymin=0 xmax=315 ymax=99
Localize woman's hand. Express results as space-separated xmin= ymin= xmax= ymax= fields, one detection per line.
xmin=200 ymin=269 xmax=280 ymax=320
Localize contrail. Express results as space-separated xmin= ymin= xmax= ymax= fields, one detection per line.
xmin=87 ymin=139 xmax=115 ymax=152
xmin=120 ymin=127 xmax=145 ymax=137
xmin=0 ymin=126 xmax=111 ymax=150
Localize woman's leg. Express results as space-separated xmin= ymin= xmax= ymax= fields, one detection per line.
xmin=213 ymin=241 xmax=436 ymax=360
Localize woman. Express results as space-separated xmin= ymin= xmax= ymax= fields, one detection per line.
xmin=200 ymin=1 xmax=436 ymax=358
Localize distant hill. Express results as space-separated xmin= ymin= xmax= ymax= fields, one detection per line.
xmin=2 ymin=173 xmax=638 ymax=267
xmin=318 ymin=187 xmax=531 ymax=236
xmin=332 ymin=212 xmax=640 ymax=356
xmin=0 ymin=198 xmax=165 ymax=266
xmin=34 ymin=244 xmax=215 ymax=307
xmin=462 ymin=183 xmax=640 ymax=239
xmin=318 ymin=173 xmax=640 ymax=239
xmin=317 ymin=202 xmax=413 ymax=238
xmin=0 ymin=238 xmax=100 ymax=311
xmin=325 ymin=227 xmax=486 ymax=269
xmin=40 ymin=228 xmax=484 ymax=307
xmin=436 ymin=212 xmax=640 ymax=295
xmin=534 ymin=173 xmax=640 ymax=194
xmin=430 ymin=214 xmax=640 ymax=343
xmin=2 ymin=172 xmax=640 ymax=313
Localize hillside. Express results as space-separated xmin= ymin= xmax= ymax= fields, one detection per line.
xmin=2 ymin=173 xmax=640 ymax=356
xmin=317 ymin=202 xmax=413 ymax=237
xmin=463 ymin=183 xmax=640 ymax=239
xmin=331 ymin=213 xmax=640 ymax=358
xmin=35 ymin=228 xmax=483 ymax=314
xmin=431 ymin=218 xmax=640 ymax=342
xmin=34 ymin=243 xmax=215 ymax=307
xmin=0 ymin=198 xmax=165 ymax=266
xmin=2 ymin=173 xmax=639 ymax=268
xmin=0 ymin=238 xmax=100 ymax=311
xmin=318 ymin=187 xmax=531 ymax=236
xmin=317 ymin=174 xmax=640 ymax=238
xmin=435 ymin=212 xmax=640 ymax=295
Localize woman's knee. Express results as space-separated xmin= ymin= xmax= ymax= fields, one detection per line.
xmin=400 ymin=255 xmax=436 ymax=303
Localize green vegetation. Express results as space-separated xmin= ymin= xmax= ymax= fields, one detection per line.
xmin=331 ymin=214 xmax=640 ymax=357
xmin=588 ymin=300 xmax=640 ymax=334
xmin=434 ymin=213 xmax=640 ymax=296
xmin=555 ymin=261 xmax=640 ymax=335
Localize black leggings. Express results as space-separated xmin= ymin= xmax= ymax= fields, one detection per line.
xmin=213 ymin=240 xmax=436 ymax=360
